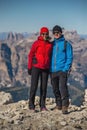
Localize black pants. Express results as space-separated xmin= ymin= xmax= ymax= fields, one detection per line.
xmin=29 ymin=67 xmax=49 ymax=109
xmin=50 ymin=71 xmax=69 ymax=107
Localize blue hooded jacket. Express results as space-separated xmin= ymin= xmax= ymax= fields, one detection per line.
xmin=50 ymin=35 xmax=73 ymax=72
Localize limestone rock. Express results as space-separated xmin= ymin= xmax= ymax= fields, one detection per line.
xmin=84 ymin=89 xmax=87 ymax=102
xmin=0 ymin=91 xmax=13 ymax=105
xmin=0 ymin=94 xmax=87 ymax=130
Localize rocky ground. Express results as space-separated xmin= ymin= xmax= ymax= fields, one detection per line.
xmin=0 ymin=91 xmax=87 ymax=130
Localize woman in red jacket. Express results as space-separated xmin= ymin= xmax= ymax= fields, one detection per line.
xmin=28 ymin=27 xmax=52 ymax=111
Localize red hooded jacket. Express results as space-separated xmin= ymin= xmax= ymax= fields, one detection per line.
xmin=28 ymin=36 xmax=52 ymax=70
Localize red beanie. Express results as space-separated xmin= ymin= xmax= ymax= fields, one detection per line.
xmin=40 ymin=27 xmax=49 ymax=34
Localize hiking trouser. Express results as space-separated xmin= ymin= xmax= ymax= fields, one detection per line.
xmin=29 ymin=67 xmax=49 ymax=109
xmin=50 ymin=71 xmax=69 ymax=107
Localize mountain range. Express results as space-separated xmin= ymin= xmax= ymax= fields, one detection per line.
xmin=0 ymin=31 xmax=87 ymax=40
xmin=0 ymin=32 xmax=34 ymax=40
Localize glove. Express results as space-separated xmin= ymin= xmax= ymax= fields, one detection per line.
xmin=28 ymin=69 xmax=32 ymax=75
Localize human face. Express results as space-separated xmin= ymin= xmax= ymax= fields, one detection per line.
xmin=53 ymin=31 xmax=62 ymax=39
xmin=41 ymin=32 xmax=49 ymax=40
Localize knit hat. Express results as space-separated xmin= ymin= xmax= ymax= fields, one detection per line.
xmin=52 ymin=25 xmax=62 ymax=33
xmin=40 ymin=27 xmax=49 ymax=34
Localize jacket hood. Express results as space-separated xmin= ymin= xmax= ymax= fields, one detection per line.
xmin=40 ymin=27 xmax=49 ymax=34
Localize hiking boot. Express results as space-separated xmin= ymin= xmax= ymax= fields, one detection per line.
xmin=40 ymin=107 xmax=48 ymax=111
xmin=62 ymin=106 xmax=68 ymax=114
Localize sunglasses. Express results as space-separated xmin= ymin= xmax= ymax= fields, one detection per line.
xmin=41 ymin=33 xmax=49 ymax=36
xmin=53 ymin=31 xmax=60 ymax=34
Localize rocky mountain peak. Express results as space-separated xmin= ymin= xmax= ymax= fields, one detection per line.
xmin=7 ymin=32 xmax=24 ymax=41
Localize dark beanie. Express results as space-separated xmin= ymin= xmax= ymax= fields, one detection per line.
xmin=52 ymin=25 xmax=62 ymax=33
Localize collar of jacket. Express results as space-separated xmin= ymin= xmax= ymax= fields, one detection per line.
xmin=54 ymin=35 xmax=64 ymax=42
xmin=38 ymin=36 xmax=44 ymax=41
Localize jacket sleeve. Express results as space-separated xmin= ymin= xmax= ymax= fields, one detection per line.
xmin=63 ymin=42 xmax=73 ymax=72
xmin=28 ymin=42 xmax=36 ymax=69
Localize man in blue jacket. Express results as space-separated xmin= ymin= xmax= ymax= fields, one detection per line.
xmin=50 ymin=25 xmax=73 ymax=114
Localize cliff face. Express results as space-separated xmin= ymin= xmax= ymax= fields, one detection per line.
xmin=0 ymin=91 xmax=87 ymax=130
xmin=0 ymin=32 xmax=37 ymax=87
xmin=7 ymin=32 xmax=24 ymax=41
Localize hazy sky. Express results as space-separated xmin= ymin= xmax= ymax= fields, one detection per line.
xmin=0 ymin=0 xmax=87 ymax=34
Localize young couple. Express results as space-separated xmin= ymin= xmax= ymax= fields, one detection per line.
xmin=28 ymin=25 xmax=73 ymax=114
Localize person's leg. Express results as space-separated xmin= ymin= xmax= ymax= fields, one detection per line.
xmin=59 ymin=72 xmax=69 ymax=114
xmin=51 ymin=75 xmax=62 ymax=108
xmin=29 ymin=67 xmax=40 ymax=109
xmin=40 ymin=70 xmax=48 ymax=109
